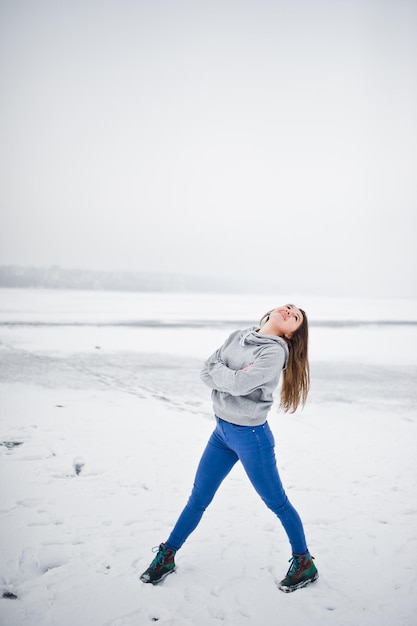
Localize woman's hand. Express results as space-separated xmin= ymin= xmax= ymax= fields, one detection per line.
xmin=241 ymin=363 xmax=253 ymax=372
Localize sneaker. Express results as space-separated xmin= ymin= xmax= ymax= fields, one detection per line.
xmin=278 ymin=552 xmax=318 ymax=593
xmin=140 ymin=543 xmax=176 ymax=584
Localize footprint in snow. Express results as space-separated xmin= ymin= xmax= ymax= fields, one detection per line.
xmin=19 ymin=545 xmax=71 ymax=577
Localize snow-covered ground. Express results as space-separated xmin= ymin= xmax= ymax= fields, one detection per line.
xmin=1 ymin=289 xmax=416 ymax=625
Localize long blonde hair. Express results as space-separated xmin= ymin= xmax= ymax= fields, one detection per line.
xmin=259 ymin=307 xmax=310 ymax=413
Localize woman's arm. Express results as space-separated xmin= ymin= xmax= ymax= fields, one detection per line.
xmin=200 ymin=347 xmax=222 ymax=388
xmin=202 ymin=346 xmax=285 ymax=396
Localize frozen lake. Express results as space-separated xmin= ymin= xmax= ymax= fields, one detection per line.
xmin=1 ymin=289 xmax=416 ymax=416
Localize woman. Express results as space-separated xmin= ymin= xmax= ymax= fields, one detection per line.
xmin=140 ymin=304 xmax=318 ymax=593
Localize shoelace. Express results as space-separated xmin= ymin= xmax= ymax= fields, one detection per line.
xmin=287 ymin=555 xmax=302 ymax=577
xmin=149 ymin=546 xmax=166 ymax=569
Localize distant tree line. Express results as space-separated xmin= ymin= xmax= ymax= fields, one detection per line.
xmin=0 ymin=265 xmax=247 ymax=293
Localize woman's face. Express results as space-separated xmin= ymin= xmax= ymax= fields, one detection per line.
xmin=268 ymin=304 xmax=304 ymax=338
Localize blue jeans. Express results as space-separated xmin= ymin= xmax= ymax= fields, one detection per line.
xmin=165 ymin=417 xmax=308 ymax=555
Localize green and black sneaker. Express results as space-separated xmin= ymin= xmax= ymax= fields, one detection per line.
xmin=140 ymin=543 xmax=176 ymax=585
xmin=278 ymin=552 xmax=319 ymax=593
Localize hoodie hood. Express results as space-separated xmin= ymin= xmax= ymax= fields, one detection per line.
xmin=239 ymin=326 xmax=289 ymax=368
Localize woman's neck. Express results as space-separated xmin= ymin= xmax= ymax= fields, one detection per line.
xmin=257 ymin=321 xmax=284 ymax=338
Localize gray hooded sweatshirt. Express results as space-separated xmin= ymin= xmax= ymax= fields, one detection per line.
xmin=200 ymin=326 xmax=289 ymax=426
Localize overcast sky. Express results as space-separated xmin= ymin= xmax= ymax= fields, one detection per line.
xmin=1 ymin=0 xmax=416 ymax=297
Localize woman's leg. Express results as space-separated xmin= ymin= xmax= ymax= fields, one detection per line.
xmin=165 ymin=422 xmax=238 ymax=551
xmin=224 ymin=421 xmax=308 ymax=555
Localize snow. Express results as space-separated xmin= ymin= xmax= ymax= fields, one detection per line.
xmin=1 ymin=289 xmax=416 ymax=625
